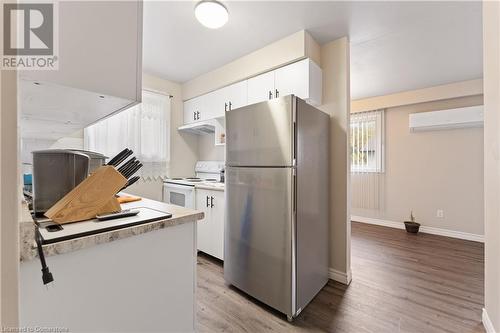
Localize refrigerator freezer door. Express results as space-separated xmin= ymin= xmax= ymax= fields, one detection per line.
xmin=226 ymin=95 xmax=294 ymax=167
xmin=224 ymin=166 xmax=294 ymax=316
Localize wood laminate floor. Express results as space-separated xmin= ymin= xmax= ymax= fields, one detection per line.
xmin=197 ymin=222 xmax=485 ymax=333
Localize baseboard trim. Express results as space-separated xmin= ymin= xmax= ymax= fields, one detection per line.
xmin=482 ymin=308 xmax=496 ymax=333
xmin=328 ymin=268 xmax=352 ymax=285
xmin=351 ymin=215 xmax=484 ymax=243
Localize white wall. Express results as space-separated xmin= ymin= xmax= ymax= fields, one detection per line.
xmin=197 ymin=135 xmax=224 ymax=162
xmin=318 ymin=37 xmax=352 ymax=282
xmin=483 ymin=1 xmax=500 ymax=331
xmin=351 ymin=94 xmax=484 ymax=237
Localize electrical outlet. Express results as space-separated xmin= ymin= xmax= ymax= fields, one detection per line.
xmin=436 ymin=209 xmax=444 ymax=218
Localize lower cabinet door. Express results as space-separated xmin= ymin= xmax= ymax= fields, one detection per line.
xmin=195 ymin=189 xmax=212 ymax=255
xmin=211 ymin=190 xmax=225 ymax=260
xmin=195 ymin=189 xmax=225 ymax=260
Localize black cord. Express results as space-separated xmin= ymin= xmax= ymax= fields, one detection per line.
xmin=35 ymin=226 xmax=54 ymax=285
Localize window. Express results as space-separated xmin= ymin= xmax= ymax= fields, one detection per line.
xmin=350 ymin=110 xmax=384 ymax=173
xmin=84 ymin=90 xmax=171 ymax=180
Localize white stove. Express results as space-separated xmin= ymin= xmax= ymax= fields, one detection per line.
xmin=164 ymin=177 xmax=219 ymax=187
xmin=163 ymin=161 xmax=224 ymax=209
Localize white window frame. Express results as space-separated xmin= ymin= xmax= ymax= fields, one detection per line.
xmin=350 ymin=110 xmax=385 ymax=173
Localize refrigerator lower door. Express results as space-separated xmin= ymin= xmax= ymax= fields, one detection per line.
xmin=225 ymin=95 xmax=294 ymax=167
xmin=224 ymin=166 xmax=294 ymax=316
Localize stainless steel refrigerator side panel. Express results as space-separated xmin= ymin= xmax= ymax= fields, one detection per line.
xmin=224 ymin=166 xmax=294 ymax=316
xmin=225 ymin=96 xmax=294 ymax=167
xmin=295 ymin=99 xmax=330 ymax=312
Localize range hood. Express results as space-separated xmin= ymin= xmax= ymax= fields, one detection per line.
xmin=178 ymin=119 xmax=216 ymax=134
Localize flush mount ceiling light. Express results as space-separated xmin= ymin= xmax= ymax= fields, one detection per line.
xmin=195 ymin=0 xmax=228 ymax=29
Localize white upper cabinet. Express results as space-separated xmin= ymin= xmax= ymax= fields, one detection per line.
xmin=274 ymin=58 xmax=322 ymax=106
xmin=247 ymin=71 xmax=275 ymax=105
xmin=224 ymin=80 xmax=248 ymax=112
xmin=210 ymin=80 xmax=248 ymax=119
xmin=183 ymin=95 xmax=205 ymax=124
xmin=206 ymin=89 xmax=226 ymax=119
xmin=181 ymin=58 xmax=322 ymax=129
xmin=20 ymin=1 xmax=143 ymax=141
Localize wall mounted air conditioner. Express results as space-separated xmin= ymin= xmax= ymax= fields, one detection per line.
xmin=409 ymin=105 xmax=484 ymax=132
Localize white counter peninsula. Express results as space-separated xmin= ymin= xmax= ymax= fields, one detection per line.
xmin=19 ymin=197 xmax=204 ymax=332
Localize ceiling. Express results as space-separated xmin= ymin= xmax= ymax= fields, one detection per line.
xmin=142 ymin=1 xmax=483 ymax=100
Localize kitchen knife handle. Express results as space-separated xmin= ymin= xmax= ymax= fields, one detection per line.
xmin=124 ymin=162 xmax=143 ymax=179
xmin=111 ymin=149 xmax=133 ymax=167
xmin=122 ymin=161 xmax=139 ymax=178
xmin=119 ymin=175 xmax=140 ymax=191
xmin=117 ymin=157 xmax=136 ymax=174
xmin=107 ymin=148 xmax=130 ymax=166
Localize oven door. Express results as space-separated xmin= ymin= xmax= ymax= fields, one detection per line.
xmin=163 ymin=183 xmax=195 ymax=209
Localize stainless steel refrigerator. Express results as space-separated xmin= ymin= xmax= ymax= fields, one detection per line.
xmin=224 ymin=95 xmax=330 ymax=321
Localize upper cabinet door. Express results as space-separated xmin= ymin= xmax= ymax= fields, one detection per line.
xmin=206 ymin=89 xmax=226 ymax=119
xmin=225 ymin=81 xmax=248 ymax=111
xmin=247 ymin=71 xmax=275 ymax=105
xmin=184 ymin=95 xmax=205 ymax=124
xmin=274 ymin=59 xmax=323 ymax=106
xmin=211 ymin=80 xmax=248 ymax=118
xmin=274 ymin=60 xmax=308 ymax=100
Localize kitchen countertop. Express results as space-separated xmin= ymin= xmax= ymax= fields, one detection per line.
xmin=195 ymin=183 xmax=225 ymax=191
xmin=19 ymin=196 xmax=204 ymax=262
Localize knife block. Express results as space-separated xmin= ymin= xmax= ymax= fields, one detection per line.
xmin=45 ymin=166 xmax=127 ymax=224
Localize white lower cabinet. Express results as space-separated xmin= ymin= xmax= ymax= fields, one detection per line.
xmin=195 ymin=189 xmax=225 ymax=260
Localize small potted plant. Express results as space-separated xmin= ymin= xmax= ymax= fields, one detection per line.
xmin=404 ymin=211 xmax=420 ymax=234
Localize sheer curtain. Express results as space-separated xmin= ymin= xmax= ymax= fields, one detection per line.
xmin=84 ymin=90 xmax=170 ymax=180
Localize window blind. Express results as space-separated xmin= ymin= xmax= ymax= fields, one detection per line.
xmin=350 ymin=110 xmax=384 ymax=173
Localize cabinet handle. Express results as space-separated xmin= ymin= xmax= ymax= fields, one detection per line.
xmin=229 ymin=101 xmax=232 ymax=111
xmin=269 ymin=90 xmax=273 ymax=100
xmin=193 ymin=112 xmax=196 ymax=121
xmin=210 ymin=196 xmax=214 ymax=208
xmin=275 ymin=89 xmax=279 ymax=98
xmin=206 ymin=196 xmax=209 ymax=208
xmin=197 ymin=111 xmax=200 ymax=120
xmin=225 ymin=103 xmax=228 ymax=112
